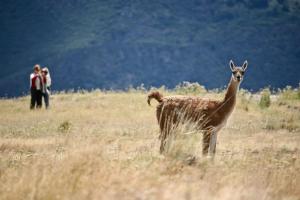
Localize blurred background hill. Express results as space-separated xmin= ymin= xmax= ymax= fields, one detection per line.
xmin=1 ymin=0 xmax=300 ymax=97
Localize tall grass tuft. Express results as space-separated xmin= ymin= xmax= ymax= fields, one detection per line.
xmin=238 ymin=89 xmax=252 ymax=112
xmin=259 ymin=88 xmax=271 ymax=109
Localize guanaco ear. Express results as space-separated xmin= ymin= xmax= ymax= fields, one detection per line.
xmin=242 ymin=60 xmax=248 ymax=71
xmin=229 ymin=60 xmax=235 ymax=71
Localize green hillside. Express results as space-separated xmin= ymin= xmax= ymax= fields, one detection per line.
xmin=0 ymin=0 xmax=300 ymax=96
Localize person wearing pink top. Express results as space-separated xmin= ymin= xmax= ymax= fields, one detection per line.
xmin=30 ymin=64 xmax=43 ymax=109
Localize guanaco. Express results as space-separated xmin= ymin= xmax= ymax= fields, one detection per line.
xmin=148 ymin=60 xmax=248 ymax=156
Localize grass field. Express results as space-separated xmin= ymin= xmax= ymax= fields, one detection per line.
xmin=0 ymin=88 xmax=299 ymax=200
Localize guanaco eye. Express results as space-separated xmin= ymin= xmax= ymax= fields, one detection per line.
xmin=241 ymin=71 xmax=245 ymax=75
xmin=232 ymin=71 xmax=237 ymax=74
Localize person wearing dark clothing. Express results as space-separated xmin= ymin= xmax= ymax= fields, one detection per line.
xmin=30 ymin=65 xmax=43 ymax=109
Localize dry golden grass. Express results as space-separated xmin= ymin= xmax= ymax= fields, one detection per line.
xmin=0 ymin=90 xmax=299 ymax=200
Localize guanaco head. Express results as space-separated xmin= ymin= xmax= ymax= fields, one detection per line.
xmin=229 ymin=60 xmax=248 ymax=83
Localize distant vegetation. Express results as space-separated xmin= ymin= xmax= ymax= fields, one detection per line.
xmin=0 ymin=0 xmax=300 ymax=96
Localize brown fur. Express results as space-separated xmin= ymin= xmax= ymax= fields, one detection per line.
xmin=147 ymin=91 xmax=163 ymax=105
xmin=151 ymin=92 xmax=235 ymax=153
xmin=148 ymin=60 xmax=248 ymax=155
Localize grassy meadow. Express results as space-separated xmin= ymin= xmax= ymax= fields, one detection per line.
xmin=0 ymin=86 xmax=300 ymax=200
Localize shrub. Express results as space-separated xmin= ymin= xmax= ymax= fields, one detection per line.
xmin=136 ymin=84 xmax=146 ymax=92
xmin=58 ymin=121 xmax=72 ymax=133
xmin=128 ymin=83 xmax=147 ymax=93
xmin=279 ymin=85 xmax=300 ymax=100
xmin=259 ymin=88 xmax=271 ymax=109
xmin=175 ymin=82 xmax=206 ymax=95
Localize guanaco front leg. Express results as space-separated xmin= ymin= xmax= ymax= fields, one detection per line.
xmin=209 ymin=131 xmax=218 ymax=155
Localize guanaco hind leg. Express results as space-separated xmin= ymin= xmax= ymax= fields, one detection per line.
xmin=159 ymin=117 xmax=173 ymax=153
xmin=202 ymin=131 xmax=210 ymax=155
xmin=159 ymin=132 xmax=167 ymax=153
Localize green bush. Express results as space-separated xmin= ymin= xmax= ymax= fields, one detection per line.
xmin=175 ymin=82 xmax=206 ymax=95
xmin=259 ymin=88 xmax=271 ymax=109
xmin=279 ymin=85 xmax=300 ymax=100
xmin=58 ymin=121 xmax=72 ymax=133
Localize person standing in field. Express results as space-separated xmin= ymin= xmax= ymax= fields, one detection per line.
xmin=30 ymin=64 xmax=43 ymax=109
xmin=41 ymin=67 xmax=51 ymax=109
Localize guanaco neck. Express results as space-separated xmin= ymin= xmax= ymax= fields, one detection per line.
xmin=220 ymin=76 xmax=240 ymax=114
